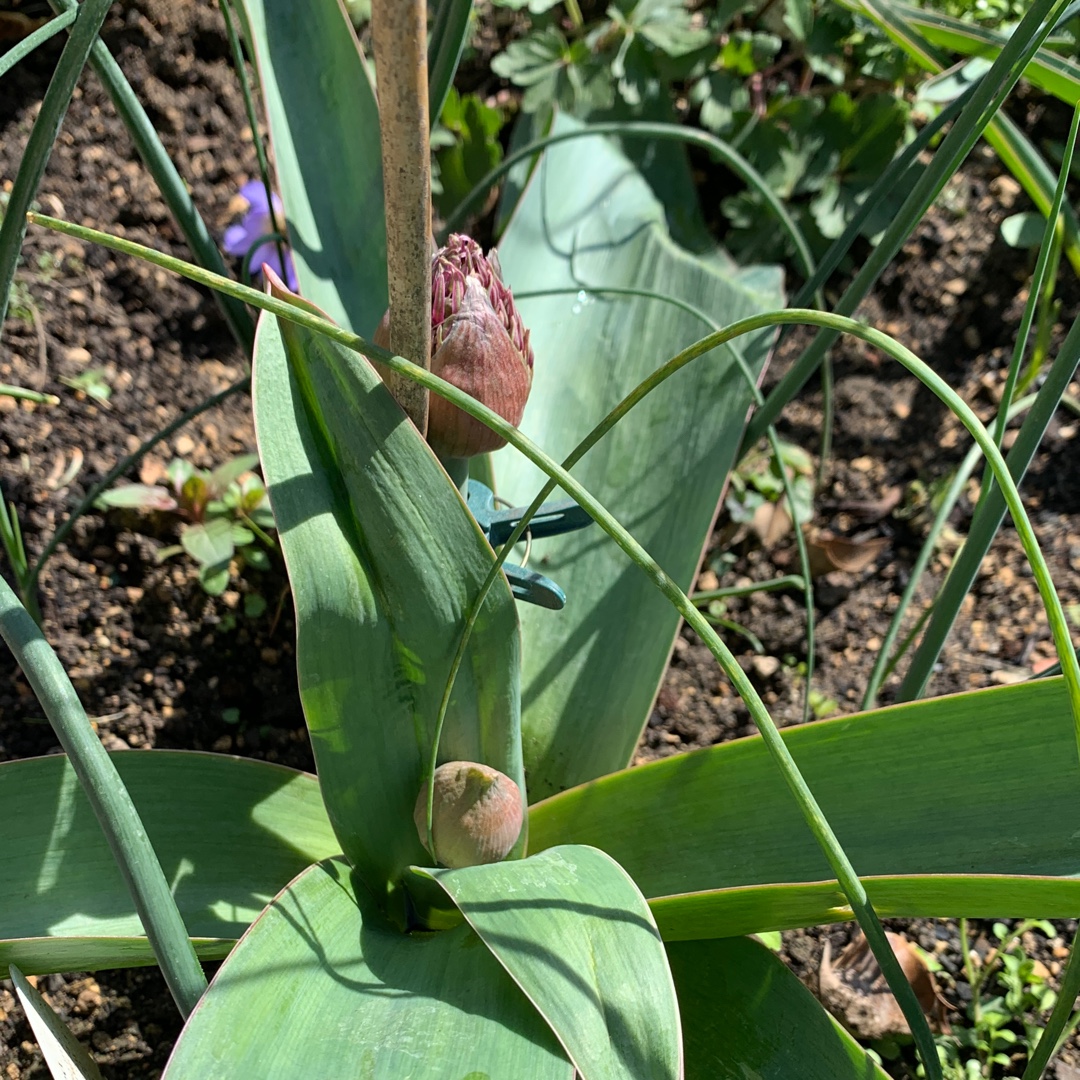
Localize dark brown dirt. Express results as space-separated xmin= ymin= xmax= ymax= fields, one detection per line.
xmin=2 ymin=1 xmax=1080 ymax=1077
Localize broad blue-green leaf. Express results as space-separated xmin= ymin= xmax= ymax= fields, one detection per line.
xmin=0 ymin=751 xmax=337 ymax=974
xmin=669 ymin=936 xmax=891 ymax=1079
xmin=163 ymin=859 xmax=572 ymax=1079
xmin=425 ymin=845 xmax=681 ymax=1080
xmin=494 ymin=114 xmax=784 ymax=799
xmin=239 ymin=0 xmax=386 ymax=335
xmin=10 ymin=965 xmax=104 ymax=1080
xmin=11 ymin=682 xmax=1080 ymax=976
xmin=529 ymin=678 xmax=1080 ymax=935
xmin=253 ymin=296 xmax=524 ymax=907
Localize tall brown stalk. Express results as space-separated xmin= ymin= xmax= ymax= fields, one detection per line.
xmin=370 ymin=0 xmax=432 ymax=436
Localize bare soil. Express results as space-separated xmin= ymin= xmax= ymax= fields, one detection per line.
xmin=2 ymin=1 xmax=1079 ymax=1076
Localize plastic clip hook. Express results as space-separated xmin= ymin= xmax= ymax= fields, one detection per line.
xmin=465 ymin=480 xmax=593 ymax=610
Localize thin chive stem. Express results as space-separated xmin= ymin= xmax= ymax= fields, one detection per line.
xmin=0 ymin=578 xmax=207 ymax=1015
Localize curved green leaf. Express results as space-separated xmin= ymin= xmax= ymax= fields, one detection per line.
xmin=841 ymin=0 xmax=1080 ymax=276
xmin=10 ymin=964 xmax=104 ymax=1080
xmin=669 ymin=936 xmax=890 ymax=1079
xmin=864 ymin=0 xmax=1080 ymax=105
xmin=0 ymin=751 xmax=337 ymax=974
xmin=494 ymin=114 xmax=785 ymax=800
xmin=530 ymin=678 xmax=1080 ymax=931
xmin=253 ymin=299 xmax=524 ymax=909
xmin=239 ymin=0 xmax=387 ymax=335
xmin=163 ymin=858 xmax=572 ymax=1079
xmin=0 ymin=11 xmax=76 ymax=82
xmin=425 ymin=845 xmax=681 ymax=1080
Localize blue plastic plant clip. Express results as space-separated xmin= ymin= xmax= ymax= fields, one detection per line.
xmin=466 ymin=479 xmax=593 ymax=610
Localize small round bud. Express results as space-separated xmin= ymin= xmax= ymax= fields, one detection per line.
xmin=414 ymin=761 xmax=524 ymax=869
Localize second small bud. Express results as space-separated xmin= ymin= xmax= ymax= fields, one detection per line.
xmin=414 ymin=761 xmax=524 ymax=869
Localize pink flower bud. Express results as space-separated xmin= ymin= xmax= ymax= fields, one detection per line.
xmin=375 ymin=235 xmax=533 ymax=458
xmin=414 ymin=761 xmax=524 ymax=869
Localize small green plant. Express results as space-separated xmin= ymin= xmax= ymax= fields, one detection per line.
xmin=60 ymin=366 xmax=113 ymax=404
xmin=916 ymin=0 xmax=1033 ymax=26
xmin=431 ymin=89 xmax=505 ymax=219
xmin=726 ymin=436 xmax=815 ymax=530
xmin=94 ymin=454 xmax=275 ymax=595
xmin=490 ymin=0 xmax=913 ymax=261
xmin=0 ymin=497 xmax=40 ymax=625
xmin=936 ymin=920 xmax=1062 ymax=1079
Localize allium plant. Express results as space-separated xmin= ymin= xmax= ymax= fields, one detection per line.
xmin=2 ymin=2 xmax=1080 ymax=1080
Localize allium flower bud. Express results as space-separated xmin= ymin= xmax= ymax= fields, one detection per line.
xmin=414 ymin=761 xmax=524 ymax=869
xmin=375 ymin=235 xmax=533 ymax=458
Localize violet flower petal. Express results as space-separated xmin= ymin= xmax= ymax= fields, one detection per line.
xmin=238 ymin=179 xmax=271 ymax=213
xmin=222 ymin=222 xmax=253 ymax=257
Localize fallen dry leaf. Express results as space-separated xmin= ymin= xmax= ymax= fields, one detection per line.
xmin=822 ymin=486 xmax=903 ymax=522
xmin=806 ymin=531 xmax=890 ymax=577
xmin=818 ymin=930 xmax=947 ymax=1041
xmin=751 ymin=500 xmax=792 ymax=549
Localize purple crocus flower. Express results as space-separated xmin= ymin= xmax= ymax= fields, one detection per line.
xmin=223 ymin=180 xmax=298 ymax=290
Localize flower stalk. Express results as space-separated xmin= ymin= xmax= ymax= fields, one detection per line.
xmin=370 ymin=0 xmax=432 ymax=436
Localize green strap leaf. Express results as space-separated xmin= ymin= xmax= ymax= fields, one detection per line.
xmin=669 ymin=936 xmax=890 ymax=1079
xmin=238 ymin=0 xmax=387 ymax=335
xmin=253 ymin=298 xmax=524 ymax=907
xmin=0 ymin=751 xmax=337 ymax=974
xmin=494 ymin=114 xmax=784 ymax=800
xmin=10 ymin=964 xmax=104 ymax=1080
xmin=425 ymin=845 xmax=681 ymax=1080
xmin=530 ymin=678 xmax=1080 ymax=932
xmin=854 ymin=0 xmax=1080 ymax=106
xmin=163 ymin=858 xmax=572 ymax=1079
xmin=652 ymin=874 xmax=1080 ymax=941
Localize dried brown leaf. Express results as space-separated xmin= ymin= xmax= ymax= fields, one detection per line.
xmin=818 ymin=931 xmax=947 ymax=1040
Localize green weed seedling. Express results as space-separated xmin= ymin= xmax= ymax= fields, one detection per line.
xmin=926 ymin=920 xmax=1068 ymax=1080
xmin=59 ymin=366 xmax=113 ymax=404
xmin=950 ymin=920 xmax=1062 ymax=1079
xmin=94 ymin=454 xmax=275 ymax=595
xmin=726 ymin=435 xmax=816 ymax=534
